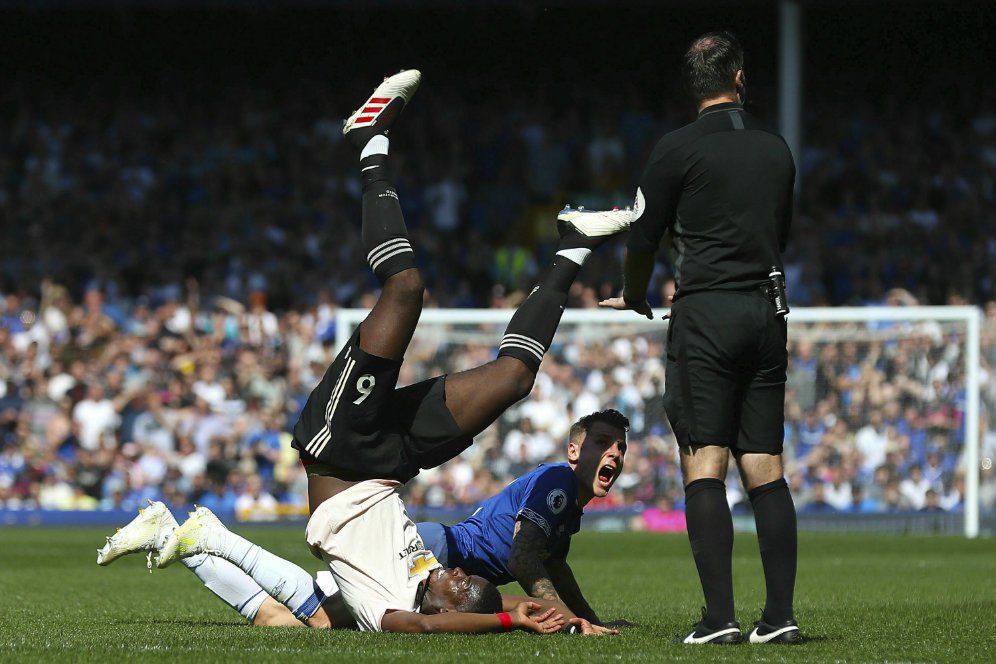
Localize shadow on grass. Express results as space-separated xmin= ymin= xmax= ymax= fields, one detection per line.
xmin=796 ymin=634 xmax=829 ymax=644
xmin=108 ymin=618 xmax=244 ymax=628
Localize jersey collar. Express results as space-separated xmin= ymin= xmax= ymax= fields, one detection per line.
xmin=698 ymin=101 xmax=743 ymax=117
xmin=414 ymin=576 xmax=430 ymax=613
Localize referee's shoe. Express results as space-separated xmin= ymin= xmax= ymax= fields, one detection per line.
xmin=747 ymin=614 xmax=802 ymax=644
xmin=674 ymin=608 xmax=743 ymax=645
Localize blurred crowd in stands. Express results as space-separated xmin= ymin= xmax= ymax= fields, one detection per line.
xmin=1 ymin=69 xmax=996 ymax=524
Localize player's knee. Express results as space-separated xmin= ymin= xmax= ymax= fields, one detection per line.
xmin=506 ymin=360 xmax=536 ymax=402
xmin=384 ymin=268 xmax=425 ymax=301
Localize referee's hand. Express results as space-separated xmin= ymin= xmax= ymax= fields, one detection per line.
xmin=598 ymin=296 xmax=654 ymax=319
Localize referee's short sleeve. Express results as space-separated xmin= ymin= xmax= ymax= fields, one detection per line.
xmin=627 ymin=141 xmax=685 ymax=253
xmin=627 ymin=185 xmax=663 ymax=254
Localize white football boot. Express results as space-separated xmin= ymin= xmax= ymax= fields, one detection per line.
xmin=156 ymin=505 xmax=226 ymax=568
xmin=556 ymin=205 xmax=634 ymax=247
xmin=96 ymin=499 xmax=178 ymax=571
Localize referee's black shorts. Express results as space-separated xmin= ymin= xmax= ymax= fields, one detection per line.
xmin=662 ymin=290 xmax=787 ymax=454
xmin=292 ymin=326 xmax=473 ymax=482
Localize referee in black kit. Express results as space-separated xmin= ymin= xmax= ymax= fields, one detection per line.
xmin=600 ymin=31 xmax=801 ymax=645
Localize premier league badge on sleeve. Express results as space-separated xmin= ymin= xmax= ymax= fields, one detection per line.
xmin=546 ymin=488 xmax=568 ymax=515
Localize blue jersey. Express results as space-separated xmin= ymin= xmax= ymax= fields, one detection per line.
xmin=444 ymin=463 xmax=582 ymax=586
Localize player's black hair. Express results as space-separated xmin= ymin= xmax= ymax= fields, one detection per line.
xmin=455 ymin=578 xmax=503 ymax=614
xmin=420 ymin=576 xmax=502 ymax=615
xmin=682 ymin=30 xmax=744 ymax=103
xmin=569 ymin=409 xmax=630 ymax=443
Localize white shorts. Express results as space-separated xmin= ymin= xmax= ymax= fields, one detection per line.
xmin=306 ymin=479 xmax=440 ymax=631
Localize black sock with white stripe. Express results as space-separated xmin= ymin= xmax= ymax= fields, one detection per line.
xmin=497 ymin=242 xmax=592 ymax=373
xmin=359 ymin=136 xmax=416 ymax=284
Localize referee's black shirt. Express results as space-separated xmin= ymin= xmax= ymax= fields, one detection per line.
xmin=627 ymin=101 xmax=795 ymax=300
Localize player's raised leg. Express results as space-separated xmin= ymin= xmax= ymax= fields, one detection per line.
xmin=344 ymin=69 xmax=424 ymax=361
xmin=444 ymin=207 xmax=633 ymax=435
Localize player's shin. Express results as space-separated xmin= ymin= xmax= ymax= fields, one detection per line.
xmin=211 ymin=528 xmax=326 ymax=623
xmin=496 ymin=239 xmax=590 ymax=373
xmin=181 ymin=553 xmax=269 ymax=622
xmin=359 ymin=136 xmax=416 ymax=285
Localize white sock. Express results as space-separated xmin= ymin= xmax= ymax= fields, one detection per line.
xmin=555 ymin=247 xmax=592 ymax=265
xmin=209 ymin=528 xmax=323 ymax=621
xmin=360 ymin=134 xmax=390 ymax=160
xmin=182 ymin=553 xmax=268 ymax=622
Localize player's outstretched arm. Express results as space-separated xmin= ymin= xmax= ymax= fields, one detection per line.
xmin=500 ymin=594 xmax=574 ymax=618
xmin=380 ymin=603 xmax=564 ymax=634
xmin=545 ymin=557 xmax=602 ymax=625
xmin=499 ymin=596 xmax=618 ymax=636
xmin=507 ymin=518 xmax=562 ymax=603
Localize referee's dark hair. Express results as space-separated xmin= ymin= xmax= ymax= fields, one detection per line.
xmin=682 ymin=30 xmax=744 ymax=103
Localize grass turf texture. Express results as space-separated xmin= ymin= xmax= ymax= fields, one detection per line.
xmin=0 ymin=527 xmax=993 ymax=663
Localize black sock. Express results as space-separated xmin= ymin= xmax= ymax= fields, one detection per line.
xmin=543 ymin=248 xmax=587 ymax=293
xmin=496 ymin=241 xmax=590 ymax=373
xmin=748 ymin=478 xmax=797 ymax=624
xmin=360 ymin=153 xmax=416 ymax=284
xmin=684 ymin=478 xmax=735 ymax=627
xmin=497 ymin=287 xmax=565 ymax=373
xmin=360 ymin=152 xmax=389 ymax=189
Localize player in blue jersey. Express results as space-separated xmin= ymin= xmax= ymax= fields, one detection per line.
xmin=417 ymin=409 xmax=629 ymax=628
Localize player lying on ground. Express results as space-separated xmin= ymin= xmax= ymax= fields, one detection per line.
xmin=105 ymin=69 xmax=631 ymax=635
xmin=415 ymin=408 xmax=632 ymax=628
xmin=97 ymin=501 xmax=609 ymax=635
xmin=97 ymin=409 xmax=631 ymax=632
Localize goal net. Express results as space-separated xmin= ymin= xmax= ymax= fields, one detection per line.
xmin=335 ymin=306 xmax=989 ymax=537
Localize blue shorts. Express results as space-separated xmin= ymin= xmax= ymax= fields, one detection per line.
xmin=416 ymin=522 xmax=450 ymax=567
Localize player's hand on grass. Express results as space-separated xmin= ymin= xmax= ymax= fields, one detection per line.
xmin=567 ymin=618 xmax=619 ymax=636
xmin=598 ymin=296 xmax=654 ymax=320
xmin=514 ymin=602 xmax=564 ymax=634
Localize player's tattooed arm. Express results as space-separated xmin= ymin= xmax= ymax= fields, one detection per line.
xmin=546 ymin=556 xmax=602 ymax=625
xmin=508 ymin=517 xmax=561 ymax=603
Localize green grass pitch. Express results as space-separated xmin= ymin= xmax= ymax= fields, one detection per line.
xmin=0 ymin=527 xmax=993 ymax=663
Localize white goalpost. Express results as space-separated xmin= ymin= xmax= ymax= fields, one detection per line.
xmin=336 ymin=306 xmax=985 ymax=538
